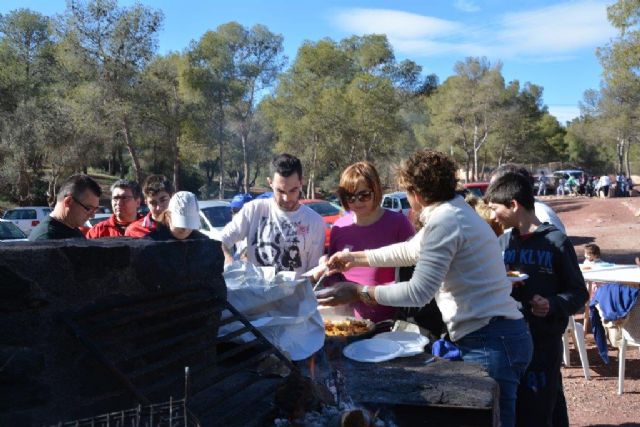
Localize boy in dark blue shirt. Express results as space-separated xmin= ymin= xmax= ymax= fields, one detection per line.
xmin=486 ymin=172 xmax=588 ymax=427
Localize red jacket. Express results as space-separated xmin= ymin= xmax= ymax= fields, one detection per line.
xmin=124 ymin=212 xmax=158 ymax=238
xmin=86 ymin=214 xmax=142 ymax=239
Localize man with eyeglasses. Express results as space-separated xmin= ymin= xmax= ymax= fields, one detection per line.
xmin=87 ymin=179 xmax=142 ymax=239
xmin=220 ymin=153 xmax=325 ymax=276
xmin=29 ymin=174 xmax=102 ymax=241
xmin=125 ymin=175 xmax=174 ymax=237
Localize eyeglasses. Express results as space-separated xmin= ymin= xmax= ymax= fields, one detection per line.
xmin=112 ymin=195 xmax=134 ymax=202
xmin=344 ymin=190 xmax=374 ymax=204
xmin=72 ymin=196 xmax=99 ymax=213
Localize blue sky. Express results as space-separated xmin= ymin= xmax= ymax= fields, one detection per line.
xmin=1 ymin=0 xmax=618 ymax=124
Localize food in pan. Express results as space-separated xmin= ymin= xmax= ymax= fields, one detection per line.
xmin=506 ymin=271 xmax=521 ymax=277
xmin=324 ymin=319 xmax=371 ymax=337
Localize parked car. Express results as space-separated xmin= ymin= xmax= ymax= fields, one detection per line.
xmin=80 ymin=213 xmax=112 ymax=236
xmin=463 ymin=182 xmax=490 ymax=197
xmin=300 ymin=199 xmax=343 ymax=249
xmin=0 ymin=219 xmax=28 ymax=242
xmin=381 ymin=192 xmax=411 ymax=216
xmin=199 ymin=200 xmax=233 ymax=240
xmin=2 ymin=206 xmax=52 ymax=236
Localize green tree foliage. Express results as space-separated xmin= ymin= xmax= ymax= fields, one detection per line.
xmin=265 ymin=35 xmax=419 ymax=196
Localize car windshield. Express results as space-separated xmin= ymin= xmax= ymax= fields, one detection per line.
xmin=89 ymin=216 xmax=109 ymax=226
xmin=201 ymin=206 xmax=232 ymax=227
xmin=400 ymin=198 xmax=410 ymax=210
xmin=4 ymin=209 xmax=36 ymax=220
xmin=0 ymin=222 xmax=26 ymax=239
xmin=305 ymin=202 xmax=341 ymax=216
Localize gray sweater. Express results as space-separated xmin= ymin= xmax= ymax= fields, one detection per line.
xmin=369 ymin=195 xmax=522 ymax=341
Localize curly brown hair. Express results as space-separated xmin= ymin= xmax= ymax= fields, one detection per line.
xmin=396 ymin=150 xmax=457 ymax=202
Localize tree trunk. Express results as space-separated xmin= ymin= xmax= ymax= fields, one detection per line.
xmin=241 ymin=131 xmax=249 ymax=193
xmin=173 ymin=134 xmax=181 ymax=191
xmin=122 ymin=117 xmax=143 ymax=183
xmin=616 ymin=137 xmax=625 ymax=174
xmin=217 ymin=110 xmax=225 ymax=200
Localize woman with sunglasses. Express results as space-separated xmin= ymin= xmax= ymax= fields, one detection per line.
xmin=322 ymin=161 xmax=414 ymax=322
xmin=319 ymin=150 xmax=532 ymax=427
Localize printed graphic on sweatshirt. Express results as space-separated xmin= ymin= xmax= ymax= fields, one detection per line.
xmin=252 ymin=215 xmax=309 ymax=272
xmin=503 ymin=248 xmax=554 ymax=275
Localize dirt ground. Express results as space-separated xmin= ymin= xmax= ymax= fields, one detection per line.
xmin=540 ymin=195 xmax=640 ymax=426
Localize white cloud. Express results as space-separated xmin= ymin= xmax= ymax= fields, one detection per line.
xmin=454 ymin=0 xmax=480 ymax=13
xmin=548 ymin=105 xmax=580 ymax=125
xmin=332 ymin=1 xmax=616 ymax=61
xmin=333 ymin=8 xmax=461 ymax=39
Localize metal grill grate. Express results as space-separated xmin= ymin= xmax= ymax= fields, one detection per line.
xmin=52 ymin=398 xmax=199 ymax=427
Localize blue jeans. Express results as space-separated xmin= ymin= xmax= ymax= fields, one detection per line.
xmin=456 ymin=317 xmax=533 ymax=427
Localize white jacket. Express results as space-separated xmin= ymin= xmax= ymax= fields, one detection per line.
xmin=368 ymin=195 xmax=522 ymax=341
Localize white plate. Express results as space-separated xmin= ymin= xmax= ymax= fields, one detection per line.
xmin=343 ymin=338 xmax=404 ymax=363
xmin=374 ymin=331 xmax=429 ymax=357
xmin=507 ymin=273 xmax=529 ymax=283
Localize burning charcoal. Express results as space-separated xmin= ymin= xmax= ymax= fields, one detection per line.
xmin=274 ymin=370 xmax=335 ymax=420
xmin=256 ymin=354 xmax=292 ymax=378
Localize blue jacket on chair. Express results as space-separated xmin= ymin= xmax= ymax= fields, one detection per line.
xmin=589 ymin=283 xmax=640 ymax=364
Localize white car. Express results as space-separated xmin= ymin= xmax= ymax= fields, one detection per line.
xmin=84 ymin=213 xmax=112 ymax=228
xmin=2 ymin=206 xmax=53 ymax=236
xmin=0 ymin=219 xmax=28 ymax=242
xmin=381 ymin=192 xmax=411 ymax=216
xmin=199 ymin=200 xmax=232 ymax=240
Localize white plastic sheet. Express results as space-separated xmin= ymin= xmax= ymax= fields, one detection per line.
xmin=220 ymin=261 xmax=325 ymax=361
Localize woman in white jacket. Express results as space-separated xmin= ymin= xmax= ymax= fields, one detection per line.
xmin=318 ymin=149 xmax=532 ymax=427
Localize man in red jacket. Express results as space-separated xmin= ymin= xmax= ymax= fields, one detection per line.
xmin=125 ymin=175 xmax=174 ymax=237
xmin=87 ymin=179 xmax=142 ymax=238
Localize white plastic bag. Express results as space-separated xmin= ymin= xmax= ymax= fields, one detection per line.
xmin=220 ymin=261 xmax=325 ymax=361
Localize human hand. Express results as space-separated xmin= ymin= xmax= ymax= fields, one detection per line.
xmin=325 ymin=251 xmax=356 ymax=275
xmin=530 ymin=294 xmax=550 ymax=317
xmin=314 ymin=282 xmax=359 ymax=306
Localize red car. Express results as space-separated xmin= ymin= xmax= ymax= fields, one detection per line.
xmin=463 ymin=182 xmax=490 ymax=197
xmin=300 ymin=199 xmax=343 ymax=250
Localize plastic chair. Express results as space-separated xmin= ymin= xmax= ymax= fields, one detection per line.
xmin=617 ymin=301 xmax=640 ymax=394
xmin=562 ymin=316 xmax=590 ymax=379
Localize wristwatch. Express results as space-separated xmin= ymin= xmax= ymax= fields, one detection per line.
xmin=359 ymin=286 xmax=375 ymax=305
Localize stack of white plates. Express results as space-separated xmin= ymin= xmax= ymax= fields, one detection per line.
xmin=342 ymin=331 xmax=429 ymax=362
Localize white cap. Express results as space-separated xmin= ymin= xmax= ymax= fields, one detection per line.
xmin=168 ymin=191 xmax=201 ymax=230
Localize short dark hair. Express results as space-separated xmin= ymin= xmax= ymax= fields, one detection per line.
xmin=396 ymin=149 xmax=457 ymax=203
xmin=270 ymin=153 xmax=302 ymax=179
xmin=111 ymin=179 xmax=142 ymax=200
xmin=584 ymin=243 xmax=601 ymax=257
xmin=491 ymin=163 xmax=533 ymax=183
xmin=485 ymin=172 xmax=535 ymax=211
xmin=57 ymin=174 xmax=102 ymax=202
xmin=142 ymin=175 xmax=174 ymax=197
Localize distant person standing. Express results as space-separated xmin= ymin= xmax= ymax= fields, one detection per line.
xmin=125 ymin=175 xmax=174 ymax=237
xmin=87 ymin=179 xmax=142 ymax=238
xmin=598 ymin=175 xmax=611 ymax=198
xmin=537 ymin=171 xmax=548 ymax=196
xmin=29 ymin=174 xmax=102 ymax=240
xmin=556 ymin=175 xmax=566 ymax=196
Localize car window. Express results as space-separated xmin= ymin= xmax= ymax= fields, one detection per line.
xmin=200 ymin=214 xmax=210 ymax=231
xmin=42 ymin=208 xmax=52 ymax=216
xmin=201 ymin=206 xmax=232 ymax=227
xmin=4 ymin=209 xmax=36 ymax=220
xmin=305 ymin=202 xmax=341 ymax=216
xmin=0 ymin=222 xmax=26 ymax=239
xmin=382 ymin=198 xmax=393 ymax=209
xmin=400 ymin=198 xmax=410 ymax=210
xmin=467 ymin=187 xmax=483 ymax=198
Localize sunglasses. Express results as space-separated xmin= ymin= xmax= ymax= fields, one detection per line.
xmin=344 ymin=190 xmax=374 ymax=204
xmin=72 ymin=196 xmax=99 ymax=213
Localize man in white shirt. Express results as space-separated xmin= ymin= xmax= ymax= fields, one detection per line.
xmin=220 ymin=153 xmax=325 ymax=276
